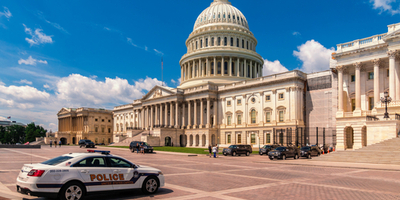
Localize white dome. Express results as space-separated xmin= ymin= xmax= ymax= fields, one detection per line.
xmin=194 ymin=0 xmax=249 ymax=31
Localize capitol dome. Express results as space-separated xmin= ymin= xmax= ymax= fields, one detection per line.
xmin=179 ymin=0 xmax=264 ymax=89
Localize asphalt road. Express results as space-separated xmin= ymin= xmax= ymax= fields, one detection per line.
xmin=1 ymin=146 xmax=400 ymax=200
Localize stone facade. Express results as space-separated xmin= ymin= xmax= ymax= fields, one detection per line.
xmin=56 ymin=107 xmax=113 ymax=145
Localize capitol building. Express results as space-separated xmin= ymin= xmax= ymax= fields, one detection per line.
xmin=110 ymin=0 xmax=400 ymax=150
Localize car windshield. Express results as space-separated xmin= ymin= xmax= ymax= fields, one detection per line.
xmin=85 ymin=140 xmax=92 ymax=142
xmin=301 ymin=147 xmax=311 ymax=151
xmin=41 ymin=156 xmax=73 ymax=165
xmin=275 ymin=147 xmax=286 ymax=151
xmin=263 ymin=145 xmax=271 ymax=148
xmin=228 ymin=145 xmax=236 ymax=148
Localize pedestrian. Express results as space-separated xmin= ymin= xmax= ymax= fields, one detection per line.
xmin=59 ymin=140 xmax=62 ymax=147
xmin=212 ymin=145 xmax=217 ymax=158
xmin=216 ymin=145 xmax=219 ymax=158
xmin=136 ymin=143 xmax=140 ymax=154
xmin=54 ymin=140 xmax=57 ymax=148
xmin=49 ymin=139 xmax=52 ymax=147
xmin=140 ymin=143 xmax=145 ymax=154
xmin=208 ymin=145 xmax=212 ymax=158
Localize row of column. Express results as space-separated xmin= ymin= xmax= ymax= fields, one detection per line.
xmin=181 ymin=57 xmax=263 ymax=82
xmin=337 ymin=50 xmax=398 ymax=113
xmin=189 ymin=35 xmax=256 ymax=53
xmin=133 ymin=99 xmax=218 ymax=130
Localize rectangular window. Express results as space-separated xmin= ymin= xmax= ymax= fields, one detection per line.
xmin=102 ymin=119 xmax=104 ymax=122
xmin=237 ymin=134 xmax=242 ymax=144
xmin=279 ymin=111 xmax=284 ymax=122
xmin=227 ymin=115 xmax=231 ymax=125
xmin=108 ymin=128 xmax=111 ymax=133
xmin=352 ymin=99 xmax=356 ymax=111
xmin=387 ymin=69 xmax=389 ymax=77
xmin=227 ymin=100 xmax=231 ymax=107
xmin=237 ymin=115 xmax=242 ymax=125
xmin=237 ymin=99 xmax=242 ymax=105
xmin=266 ymin=133 xmax=271 ymax=143
xmin=266 ymin=112 xmax=271 ymax=123
xmin=101 ymin=128 xmax=104 ymax=133
xmin=266 ymin=95 xmax=271 ymax=101
xmin=108 ymin=120 xmax=111 ymax=122
xmin=369 ymin=97 xmax=374 ymax=110
xmin=95 ymin=127 xmax=98 ymax=132
xmin=368 ymin=72 xmax=374 ymax=80
xmin=351 ymin=75 xmax=355 ymax=82
xmin=95 ymin=118 xmax=98 ymax=122
xmin=251 ymin=134 xmax=256 ymax=144
xmin=279 ymin=93 xmax=284 ymax=100
xmin=227 ymin=135 xmax=231 ymax=143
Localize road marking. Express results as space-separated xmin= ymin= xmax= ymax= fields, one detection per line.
xmin=2 ymin=149 xmax=50 ymax=160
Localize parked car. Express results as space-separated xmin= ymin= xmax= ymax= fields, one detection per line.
xmin=78 ymin=139 xmax=95 ymax=148
xmin=268 ymin=146 xmax=299 ymax=160
xmin=259 ymin=144 xmax=280 ymax=156
xmin=129 ymin=141 xmax=154 ymax=153
xmin=223 ymin=145 xmax=252 ymax=156
xmin=300 ymin=146 xmax=321 ymax=159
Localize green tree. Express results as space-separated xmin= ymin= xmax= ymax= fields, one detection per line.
xmin=0 ymin=126 xmax=6 ymax=144
xmin=6 ymin=125 xmax=26 ymax=144
xmin=25 ymin=123 xmax=47 ymax=143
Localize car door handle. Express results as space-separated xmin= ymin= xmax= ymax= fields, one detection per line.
xmin=80 ymin=170 xmax=89 ymax=174
xmin=113 ymin=170 xmax=121 ymax=173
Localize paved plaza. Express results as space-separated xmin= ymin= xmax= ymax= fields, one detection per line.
xmin=1 ymin=146 xmax=400 ymax=200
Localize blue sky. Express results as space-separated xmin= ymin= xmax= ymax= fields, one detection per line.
xmin=0 ymin=0 xmax=399 ymax=131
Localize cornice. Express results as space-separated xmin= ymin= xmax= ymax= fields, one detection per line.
xmin=333 ymin=43 xmax=388 ymax=59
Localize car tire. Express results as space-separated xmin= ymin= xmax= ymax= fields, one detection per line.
xmin=223 ymin=153 xmax=227 ymax=156
xmin=130 ymin=148 xmax=135 ymax=153
xmin=79 ymin=145 xmax=82 ymax=148
xmin=259 ymin=152 xmax=263 ymax=155
xmin=232 ymin=152 xmax=237 ymax=156
xmin=269 ymin=157 xmax=273 ymax=160
xmin=142 ymin=176 xmax=159 ymax=194
xmin=294 ymin=154 xmax=298 ymax=159
xmin=282 ymin=155 xmax=286 ymax=160
xmin=246 ymin=151 xmax=250 ymax=156
xmin=59 ymin=181 xmax=85 ymax=200
xmin=308 ymin=154 xmax=312 ymax=159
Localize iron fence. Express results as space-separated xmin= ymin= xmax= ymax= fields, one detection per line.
xmin=273 ymin=127 xmax=336 ymax=147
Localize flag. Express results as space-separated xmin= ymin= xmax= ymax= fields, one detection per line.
xmin=7 ymin=116 xmax=11 ymax=119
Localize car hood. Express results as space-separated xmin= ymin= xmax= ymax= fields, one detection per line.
xmin=269 ymin=150 xmax=282 ymax=153
xmin=137 ymin=165 xmax=161 ymax=173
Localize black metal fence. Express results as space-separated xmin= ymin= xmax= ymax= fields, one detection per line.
xmin=273 ymin=127 xmax=336 ymax=147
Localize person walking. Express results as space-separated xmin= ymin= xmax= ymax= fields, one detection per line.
xmin=212 ymin=145 xmax=217 ymax=158
xmin=49 ymin=139 xmax=52 ymax=147
xmin=208 ymin=145 xmax=212 ymax=158
xmin=136 ymin=143 xmax=140 ymax=154
xmin=54 ymin=140 xmax=57 ymax=148
xmin=140 ymin=143 xmax=145 ymax=154
xmin=59 ymin=140 xmax=62 ymax=147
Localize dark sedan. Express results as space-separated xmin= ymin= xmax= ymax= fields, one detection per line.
xmin=268 ymin=146 xmax=299 ymax=160
xmin=259 ymin=144 xmax=280 ymax=156
xmin=300 ymin=146 xmax=321 ymax=159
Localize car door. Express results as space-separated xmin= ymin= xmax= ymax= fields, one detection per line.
xmin=108 ymin=157 xmax=139 ymax=190
xmin=73 ymin=157 xmax=113 ymax=192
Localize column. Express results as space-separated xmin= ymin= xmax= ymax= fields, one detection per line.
xmin=199 ymin=58 xmax=203 ymax=77
xmin=133 ymin=109 xmax=136 ymax=128
xmin=151 ymin=105 xmax=154 ymax=129
xmin=354 ymin=62 xmax=362 ymax=114
xmin=388 ymin=50 xmax=396 ymax=100
xmin=206 ymin=58 xmax=210 ymax=76
xmin=182 ymin=102 xmax=186 ymax=128
xmin=229 ymin=57 xmax=232 ymax=76
xmin=188 ymin=101 xmax=191 ymax=128
xmin=372 ymin=59 xmax=380 ymax=112
xmin=222 ymin=57 xmax=225 ymax=76
xmin=164 ymin=103 xmax=168 ymax=127
xmin=192 ymin=60 xmax=195 ymax=78
xmin=250 ymin=61 xmax=253 ymax=78
xmin=337 ymin=66 xmax=345 ymax=114
xmin=194 ymin=100 xmax=197 ymax=128
xmin=214 ymin=57 xmax=217 ymax=76
xmin=200 ymin=99 xmax=204 ymax=128
xmin=170 ymin=102 xmax=174 ymax=128
xmin=236 ymin=58 xmax=240 ymax=77
xmin=181 ymin=66 xmax=184 ymax=82
xmin=206 ymin=99 xmax=210 ymax=128
xmin=142 ymin=107 xmax=145 ymax=129
xmin=244 ymin=59 xmax=247 ymax=78
xmin=175 ymin=102 xmax=179 ymax=128
xmin=160 ymin=104 xmax=163 ymax=127
xmin=213 ymin=99 xmax=217 ymax=127
xmin=155 ymin=105 xmax=159 ymax=126
xmin=396 ymin=53 xmax=400 ymax=100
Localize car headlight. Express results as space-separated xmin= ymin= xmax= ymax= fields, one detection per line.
xmin=158 ymin=171 xmax=163 ymax=175
xmin=144 ymin=146 xmax=148 ymax=149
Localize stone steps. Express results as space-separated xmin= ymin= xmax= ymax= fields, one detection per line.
xmin=109 ymin=131 xmax=144 ymax=146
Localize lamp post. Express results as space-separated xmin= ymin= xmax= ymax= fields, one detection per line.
xmin=380 ymin=91 xmax=392 ymax=119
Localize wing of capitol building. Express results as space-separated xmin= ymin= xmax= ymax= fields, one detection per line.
xmin=55 ymin=0 xmax=400 ymax=151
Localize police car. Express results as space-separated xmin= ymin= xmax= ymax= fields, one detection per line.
xmin=16 ymin=150 xmax=164 ymax=200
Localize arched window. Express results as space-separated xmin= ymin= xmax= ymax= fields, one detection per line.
xmin=218 ymin=37 xmax=221 ymax=46
xmin=228 ymin=14 xmax=230 ymax=19
xmin=224 ymin=37 xmax=227 ymax=46
xmin=230 ymin=38 xmax=233 ymax=46
xmin=200 ymin=39 xmax=203 ymax=48
xmin=218 ymin=13 xmax=220 ymax=18
xmin=211 ymin=37 xmax=214 ymax=46
xmin=237 ymin=38 xmax=239 ymax=47
xmin=205 ymin=38 xmax=208 ymax=47
xmin=251 ymin=109 xmax=256 ymax=124
xmin=233 ymin=15 xmax=236 ymax=20
xmin=116 ymin=124 xmax=119 ymax=132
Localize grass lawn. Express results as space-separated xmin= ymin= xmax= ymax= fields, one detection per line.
xmin=108 ymin=146 xmax=259 ymax=155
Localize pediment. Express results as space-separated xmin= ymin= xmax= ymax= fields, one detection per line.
xmin=142 ymin=85 xmax=176 ymax=100
xmin=57 ymin=108 xmax=71 ymax=115
xmin=383 ymin=29 xmax=400 ymax=41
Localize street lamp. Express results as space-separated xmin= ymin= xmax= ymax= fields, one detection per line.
xmin=380 ymin=91 xmax=392 ymax=119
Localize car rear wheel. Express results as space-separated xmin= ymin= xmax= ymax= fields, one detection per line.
xmin=130 ymin=148 xmax=135 ymax=153
xmin=232 ymin=152 xmax=237 ymax=156
xmin=142 ymin=176 xmax=159 ymax=194
xmin=60 ymin=182 xmax=85 ymax=200
xmin=246 ymin=151 xmax=250 ymax=156
xmin=269 ymin=157 xmax=274 ymax=160
xmin=282 ymin=155 xmax=286 ymax=160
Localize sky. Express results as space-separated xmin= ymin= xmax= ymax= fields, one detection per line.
xmin=0 ymin=0 xmax=399 ymax=132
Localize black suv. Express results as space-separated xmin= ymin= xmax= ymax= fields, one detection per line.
xmin=129 ymin=141 xmax=154 ymax=153
xmin=268 ymin=146 xmax=300 ymax=160
xmin=259 ymin=144 xmax=280 ymax=156
xmin=223 ymin=145 xmax=252 ymax=156
xmin=300 ymin=146 xmax=321 ymax=159
xmin=78 ymin=139 xmax=95 ymax=148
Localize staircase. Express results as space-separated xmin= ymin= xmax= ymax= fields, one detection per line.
xmin=109 ymin=131 xmax=144 ymax=146
xmin=314 ymin=137 xmax=400 ymax=165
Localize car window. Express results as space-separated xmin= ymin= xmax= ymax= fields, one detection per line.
xmin=301 ymin=147 xmax=311 ymax=151
xmin=73 ymin=157 xmax=107 ymax=167
xmin=41 ymin=156 xmax=73 ymax=165
xmin=275 ymin=147 xmax=286 ymax=151
xmin=109 ymin=157 xmax=132 ymax=168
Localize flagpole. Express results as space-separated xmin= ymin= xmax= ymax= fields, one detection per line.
xmin=161 ymin=56 xmax=163 ymax=86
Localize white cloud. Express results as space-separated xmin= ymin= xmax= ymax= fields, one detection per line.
xmin=45 ymin=20 xmax=69 ymax=34
xmin=292 ymin=31 xmax=301 ymax=36
xmin=262 ymin=59 xmax=289 ymax=76
xmin=18 ymin=56 xmax=48 ymax=66
xmin=0 ymin=116 xmax=10 ymax=121
xmin=127 ymin=37 xmax=138 ymax=47
xmin=293 ymin=40 xmax=335 ymax=73
xmin=370 ymin=0 xmax=400 ymax=14
xmin=23 ymin=24 xmax=53 ymax=46
xmin=16 ymin=79 xmax=32 ymax=85
xmin=171 ymin=78 xmax=181 ymax=86
xmin=0 ymin=81 xmax=5 ymax=86
xmin=43 ymin=84 xmax=50 ymax=89
xmin=0 ymin=84 xmax=50 ymax=109
xmin=0 ymin=7 xmax=12 ymax=19
xmin=171 ymin=79 xmax=176 ymax=84
xmin=154 ymin=49 xmax=164 ymax=56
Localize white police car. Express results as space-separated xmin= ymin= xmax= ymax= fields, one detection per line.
xmin=16 ymin=150 xmax=164 ymax=200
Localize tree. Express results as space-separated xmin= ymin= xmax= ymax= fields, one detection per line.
xmin=25 ymin=123 xmax=47 ymax=143
xmin=6 ymin=125 xmax=26 ymax=144
xmin=0 ymin=126 xmax=6 ymax=144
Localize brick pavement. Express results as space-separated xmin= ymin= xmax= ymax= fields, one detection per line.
xmin=1 ymin=146 xmax=400 ymax=199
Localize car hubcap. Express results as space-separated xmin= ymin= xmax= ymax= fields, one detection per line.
xmin=146 ymin=179 xmax=158 ymax=193
xmin=65 ymin=185 xmax=82 ymax=200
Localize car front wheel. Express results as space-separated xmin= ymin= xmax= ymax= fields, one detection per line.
xmin=259 ymin=152 xmax=263 ymax=155
xmin=232 ymin=152 xmax=237 ymax=156
xmin=282 ymin=155 xmax=286 ymax=160
xmin=246 ymin=151 xmax=250 ymax=156
xmin=60 ymin=182 xmax=85 ymax=200
xmin=142 ymin=177 xmax=159 ymax=194
xmin=294 ymin=154 xmax=299 ymax=159
xmin=308 ymin=154 xmax=312 ymax=159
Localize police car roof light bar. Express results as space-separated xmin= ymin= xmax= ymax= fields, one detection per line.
xmin=87 ymin=150 xmax=110 ymax=155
